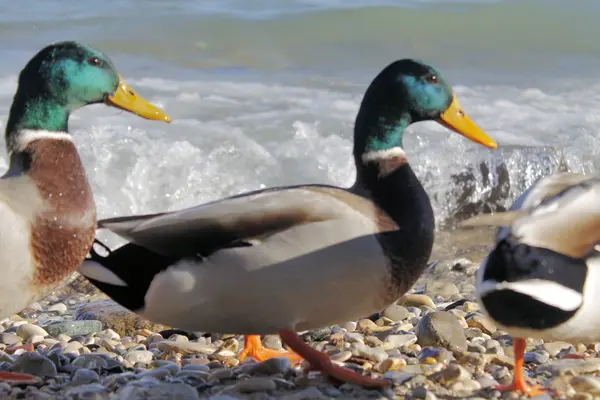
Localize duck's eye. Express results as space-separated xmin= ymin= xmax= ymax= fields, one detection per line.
xmin=87 ymin=57 xmax=101 ymax=67
xmin=424 ymin=74 xmax=438 ymax=84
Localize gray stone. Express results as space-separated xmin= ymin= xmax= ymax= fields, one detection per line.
xmin=65 ymin=383 xmax=108 ymax=399
xmin=0 ymin=333 xmax=22 ymax=345
xmin=125 ymin=350 xmax=153 ymax=364
xmin=262 ymin=335 xmax=283 ymax=350
xmin=72 ymin=354 xmax=109 ymax=370
xmin=382 ymin=305 xmax=410 ymax=322
xmin=119 ymin=381 xmax=199 ymax=400
xmin=71 ymin=368 xmax=100 ymax=386
xmin=245 ymin=357 xmax=290 ymax=375
xmin=282 ymin=387 xmax=327 ymax=399
xmin=12 ymin=352 xmax=56 ymax=377
xmin=235 ymin=377 xmax=276 ymax=393
xmin=425 ymin=281 xmax=459 ymax=299
xmin=536 ymin=358 xmax=600 ymax=376
xmin=416 ymin=311 xmax=468 ymax=353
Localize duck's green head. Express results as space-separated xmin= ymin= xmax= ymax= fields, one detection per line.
xmin=354 ymin=59 xmax=496 ymax=167
xmin=7 ymin=41 xmax=170 ymax=133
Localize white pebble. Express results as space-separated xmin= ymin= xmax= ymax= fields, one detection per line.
xmin=16 ymin=324 xmax=48 ymax=340
xmin=126 ymin=350 xmax=153 ymax=364
xmin=48 ymin=303 xmax=67 ymax=313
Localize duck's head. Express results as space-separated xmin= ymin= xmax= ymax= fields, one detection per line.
xmin=7 ymin=41 xmax=170 ymax=134
xmin=354 ymin=59 xmax=496 ymax=171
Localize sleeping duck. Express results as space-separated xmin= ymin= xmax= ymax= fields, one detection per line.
xmin=462 ymin=172 xmax=600 ymax=396
xmin=80 ymin=59 xmax=498 ymax=387
xmin=0 ymin=41 xmax=170 ymax=383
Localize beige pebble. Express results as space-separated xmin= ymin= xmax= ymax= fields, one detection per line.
xmin=397 ymin=294 xmax=435 ymax=309
xmin=466 ymin=314 xmax=497 ymax=335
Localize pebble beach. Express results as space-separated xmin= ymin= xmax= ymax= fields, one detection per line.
xmin=0 ymin=227 xmax=594 ymax=400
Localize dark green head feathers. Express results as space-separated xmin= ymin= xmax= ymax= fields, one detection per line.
xmin=354 ymin=59 xmax=497 ymax=169
xmin=6 ymin=41 xmax=170 ymax=137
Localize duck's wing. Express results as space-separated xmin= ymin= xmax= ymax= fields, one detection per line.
xmin=463 ymin=173 xmax=600 ymax=258
xmin=97 ymin=185 xmax=391 ymax=257
xmin=460 ymin=172 xmax=594 ymax=228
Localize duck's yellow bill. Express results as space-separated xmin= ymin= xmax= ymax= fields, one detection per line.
xmin=105 ymin=76 xmax=171 ymax=123
xmin=437 ymin=95 xmax=497 ymax=149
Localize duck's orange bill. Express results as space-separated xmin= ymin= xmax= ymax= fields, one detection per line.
xmin=106 ymin=75 xmax=171 ymax=123
xmin=437 ymin=94 xmax=497 ymax=149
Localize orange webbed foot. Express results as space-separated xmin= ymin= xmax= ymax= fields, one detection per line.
xmin=239 ymin=335 xmax=303 ymax=364
xmin=0 ymin=371 xmax=39 ymax=384
xmin=497 ymin=337 xmax=545 ymax=397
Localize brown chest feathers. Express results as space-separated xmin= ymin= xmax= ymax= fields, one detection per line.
xmin=24 ymin=139 xmax=97 ymax=288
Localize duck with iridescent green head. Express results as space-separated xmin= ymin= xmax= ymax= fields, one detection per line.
xmin=80 ymin=59 xmax=497 ymax=387
xmin=0 ymin=41 xmax=170 ymax=383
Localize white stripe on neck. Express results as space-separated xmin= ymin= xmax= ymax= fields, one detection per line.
xmin=361 ymin=147 xmax=406 ymax=163
xmin=12 ymin=130 xmax=72 ymax=152
xmin=478 ymin=279 xmax=583 ymax=311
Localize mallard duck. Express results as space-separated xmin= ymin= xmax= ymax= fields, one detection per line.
xmin=462 ymin=172 xmax=600 ymax=396
xmin=0 ymin=41 xmax=170 ymax=383
xmin=80 ymin=59 xmax=498 ymax=387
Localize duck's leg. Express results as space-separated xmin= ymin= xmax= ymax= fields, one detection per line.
xmin=0 ymin=343 xmax=38 ymax=383
xmin=278 ymin=329 xmax=390 ymax=388
xmin=495 ymin=337 xmax=544 ymax=396
xmin=238 ymin=335 xmax=303 ymax=364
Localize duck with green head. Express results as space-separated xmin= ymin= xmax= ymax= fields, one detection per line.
xmin=0 ymin=41 xmax=169 ymax=383
xmin=80 ymin=59 xmax=497 ymax=387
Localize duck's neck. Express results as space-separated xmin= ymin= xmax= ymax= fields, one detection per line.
xmin=352 ymin=108 xmax=435 ymax=283
xmin=5 ymin=91 xmax=69 ymax=154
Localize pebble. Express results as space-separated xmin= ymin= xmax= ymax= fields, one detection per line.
xmin=425 ymin=281 xmax=460 ymax=299
xmin=16 ymin=324 xmax=48 ymax=340
xmin=235 ymin=377 xmax=277 ymax=393
xmin=71 ymin=368 xmax=100 ymax=385
xmin=0 ymin=333 xmax=22 ymax=345
xmin=385 ymin=333 xmax=417 ymax=348
xmin=382 ymin=304 xmax=410 ymax=321
xmin=12 ymin=352 xmax=57 ymax=377
xmin=416 ymin=311 xmax=468 ymax=352
xmin=44 ymin=320 xmax=103 ymax=337
xmin=398 ymin=294 xmax=436 ymax=309
xmin=536 ymin=358 xmax=600 ymax=376
xmin=156 ymin=340 xmax=217 ymax=355
xmin=48 ymin=303 xmax=68 ymax=313
xmin=126 ymin=350 xmax=153 ymax=364
xmin=542 ymin=342 xmax=573 ymax=357
xmin=466 ymin=313 xmax=497 ymax=335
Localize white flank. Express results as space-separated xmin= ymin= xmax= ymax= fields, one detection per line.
xmin=13 ymin=130 xmax=72 ymax=152
xmin=478 ymin=279 xmax=583 ymax=311
xmin=361 ymin=146 xmax=407 ymax=163
xmin=78 ymin=260 xmax=128 ymax=287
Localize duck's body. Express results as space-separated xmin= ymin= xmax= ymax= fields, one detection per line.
xmin=81 ymin=59 xmax=497 ymax=388
xmin=0 ymin=133 xmax=95 ymax=317
xmin=463 ymin=172 xmax=600 ymax=396
xmin=0 ymin=41 xmax=170 ymax=384
xmin=86 ymin=178 xmax=433 ymax=335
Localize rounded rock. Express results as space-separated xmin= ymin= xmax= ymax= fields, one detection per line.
xmin=16 ymin=324 xmax=48 ymax=340
xmin=416 ymin=311 xmax=468 ymax=353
